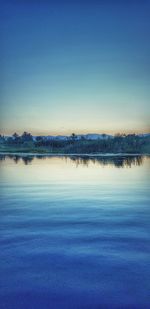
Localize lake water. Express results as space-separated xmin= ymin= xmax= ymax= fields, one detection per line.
xmin=0 ymin=155 xmax=150 ymax=308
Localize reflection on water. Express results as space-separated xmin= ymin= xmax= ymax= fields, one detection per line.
xmin=0 ymin=154 xmax=147 ymax=167
xmin=68 ymin=155 xmax=144 ymax=168
xmin=0 ymin=155 xmax=150 ymax=308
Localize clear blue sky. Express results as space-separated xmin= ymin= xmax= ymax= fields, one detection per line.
xmin=1 ymin=0 xmax=150 ymax=135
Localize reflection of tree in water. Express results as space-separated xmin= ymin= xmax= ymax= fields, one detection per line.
xmin=35 ymin=155 xmax=44 ymax=159
xmin=69 ymin=155 xmax=144 ymax=168
xmin=0 ymin=155 xmax=34 ymax=165
xmin=13 ymin=156 xmax=20 ymax=164
xmin=69 ymin=156 xmax=90 ymax=167
xmin=22 ymin=157 xmax=34 ymax=165
xmin=0 ymin=154 xmax=148 ymax=167
xmin=0 ymin=155 xmax=6 ymax=161
xmin=0 ymin=155 xmax=48 ymax=165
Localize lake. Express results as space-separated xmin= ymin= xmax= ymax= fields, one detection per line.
xmin=0 ymin=155 xmax=150 ymax=308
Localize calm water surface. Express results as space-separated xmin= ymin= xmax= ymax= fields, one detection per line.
xmin=0 ymin=156 xmax=150 ymax=308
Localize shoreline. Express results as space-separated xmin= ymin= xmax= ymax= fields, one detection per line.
xmin=0 ymin=152 xmax=149 ymax=157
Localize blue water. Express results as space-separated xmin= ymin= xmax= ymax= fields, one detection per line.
xmin=0 ymin=155 xmax=150 ymax=308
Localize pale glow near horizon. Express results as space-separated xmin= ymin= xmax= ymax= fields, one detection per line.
xmin=1 ymin=1 xmax=150 ymax=135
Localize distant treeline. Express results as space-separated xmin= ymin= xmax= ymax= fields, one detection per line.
xmin=0 ymin=132 xmax=150 ymax=154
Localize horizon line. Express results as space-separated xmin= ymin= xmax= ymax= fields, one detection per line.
xmin=1 ymin=131 xmax=150 ymax=137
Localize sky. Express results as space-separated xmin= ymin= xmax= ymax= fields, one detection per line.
xmin=1 ymin=0 xmax=150 ymax=136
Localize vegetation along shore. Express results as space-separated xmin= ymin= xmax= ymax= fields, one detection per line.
xmin=0 ymin=132 xmax=150 ymax=155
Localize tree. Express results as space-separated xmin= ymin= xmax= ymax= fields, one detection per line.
xmin=0 ymin=134 xmax=5 ymax=143
xmin=71 ymin=133 xmax=77 ymax=141
xmin=13 ymin=132 xmax=19 ymax=139
xmin=21 ymin=132 xmax=33 ymax=143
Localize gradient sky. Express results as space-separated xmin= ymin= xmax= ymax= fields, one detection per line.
xmin=1 ymin=0 xmax=150 ymax=135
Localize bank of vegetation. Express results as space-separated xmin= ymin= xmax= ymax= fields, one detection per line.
xmin=0 ymin=132 xmax=150 ymax=154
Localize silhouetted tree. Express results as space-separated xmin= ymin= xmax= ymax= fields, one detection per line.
xmin=21 ymin=132 xmax=33 ymax=143
xmin=12 ymin=132 xmax=21 ymax=144
xmin=71 ymin=133 xmax=77 ymax=142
